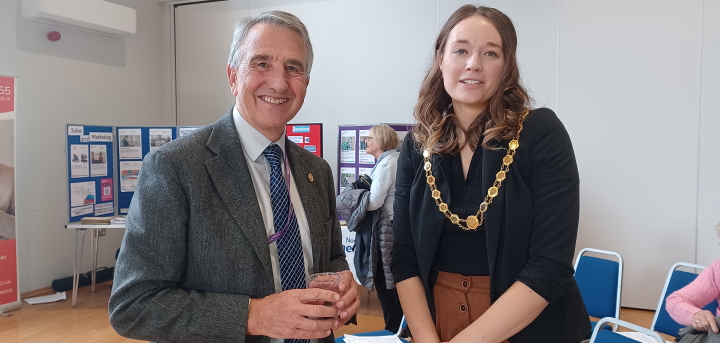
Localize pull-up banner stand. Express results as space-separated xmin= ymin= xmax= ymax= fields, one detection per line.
xmin=0 ymin=73 xmax=21 ymax=315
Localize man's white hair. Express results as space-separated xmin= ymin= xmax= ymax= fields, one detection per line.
xmin=227 ymin=11 xmax=314 ymax=75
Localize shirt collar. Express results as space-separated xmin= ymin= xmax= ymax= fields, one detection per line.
xmin=233 ymin=106 xmax=286 ymax=162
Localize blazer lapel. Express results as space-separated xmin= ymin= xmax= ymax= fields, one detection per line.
xmin=418 ymin=153 xmax=452 ymax=282
xmin=204 ymin=112 xmax=273 ymax=280
xmin=285 ymin=141 xmax=326 ymax=273
xmin=483 ymin=146 xmax=506 ymax=280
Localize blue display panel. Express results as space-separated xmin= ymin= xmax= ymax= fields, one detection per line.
xmin=66 ymin=125 xmax=116 ymax=222
xmin=116 ymin=127 xmax=177 ymax=214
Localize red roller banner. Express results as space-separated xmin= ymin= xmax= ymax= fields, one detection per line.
xmin=0 ymin=74 xmax=19 ymax=314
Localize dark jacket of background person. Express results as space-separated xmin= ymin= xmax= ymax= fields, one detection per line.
xmin=109 ymin=113 xmax=348 ymax=343
xmin=366 ymin=150 xmax=399 ymax=289
xmin=336 ymin=188 xmax=370 ymax=233
xmin=391 ymin=108 xmax=591 ymax=343
xmin=336 ymin=188 xmax=375 ymax=290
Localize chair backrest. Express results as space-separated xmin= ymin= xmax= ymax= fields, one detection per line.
xmin=335 ymin=316 xmax=409 ymax=343
xmin=574 ymin=248 xmax=623 ymax=320
xmin=651 ymin=262 xmax=719 ymax=336
xmin=590 ymin=317 xmax=664 ymax=343
xmin=395 ymin=315 xmax=407 ymax=336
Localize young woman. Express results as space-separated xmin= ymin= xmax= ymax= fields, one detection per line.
xmin=391 ymin=5 xmax=590 ymax=343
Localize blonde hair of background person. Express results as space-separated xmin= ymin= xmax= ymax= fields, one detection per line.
xmin=665 ymin=222 xmax=720 ymax=334
xmin=368 ymin=124 xmax=401 ymax=153
xmin=390 ymin=5 xmax=590 ymax=343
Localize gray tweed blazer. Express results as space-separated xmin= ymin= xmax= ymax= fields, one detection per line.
xmin=109 ymin=111 xmax=348 ymax=343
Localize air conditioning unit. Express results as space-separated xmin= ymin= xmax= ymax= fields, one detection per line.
xmin=21 ymin=0 xmax=137 ymax=38
xmin=157 ymin=0 xmax=228 ymax=4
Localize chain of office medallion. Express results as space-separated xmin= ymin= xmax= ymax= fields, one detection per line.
xmin=423 ymin=110 xmax=529 ymax=230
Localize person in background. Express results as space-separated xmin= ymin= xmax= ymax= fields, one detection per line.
xmin=0 ymin=163 xmax=15 ymax=240
xmin=109 ymin=10 xmax=359 ymax=343
xmin=391 ymin=5 xmax=589 ymax=343
xmin=363 ymin=124 xmax=403 ymax=333
xmin=666 ymin=222 xmax=720 ymax=334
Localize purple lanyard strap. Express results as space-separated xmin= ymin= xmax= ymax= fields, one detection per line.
xmin=267 ymin=152 xmax=294 ymax=244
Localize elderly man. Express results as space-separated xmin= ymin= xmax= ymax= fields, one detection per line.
xmin=109 ymin=11 xmax=359 ymax=343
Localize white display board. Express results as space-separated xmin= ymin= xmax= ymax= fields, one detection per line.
xmin=340 ymin=225 xmax=359 ymax=284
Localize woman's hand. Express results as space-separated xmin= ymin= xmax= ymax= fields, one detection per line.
xmin=691 ymin=310 xmax=719 ymax=333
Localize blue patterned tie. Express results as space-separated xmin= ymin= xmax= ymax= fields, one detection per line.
xmin=263 ymin=144 xmax=310 ymax=343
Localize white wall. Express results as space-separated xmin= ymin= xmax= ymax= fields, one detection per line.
xmin=560 ymin=0 xmax=705 ymax=309
xmin=175 ymin=0 xmax=720 ymax=309
xmin=0 ymin=0 xmax=172 ymax=292
xmin=697 ymin=0 xmax=720 ymax=268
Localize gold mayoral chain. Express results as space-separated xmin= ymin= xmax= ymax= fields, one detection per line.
xmin=423 ymin=109 xmax=529 ymax=230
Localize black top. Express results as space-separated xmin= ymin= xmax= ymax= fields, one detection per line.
xmin=391 ymin=108 xmax=591 ymax=343
xmin=436 ymin=150 xmax=490 ymax=276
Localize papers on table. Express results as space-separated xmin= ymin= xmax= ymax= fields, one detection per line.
xmin=617 ymin=332 xmax=674 ymax=343
xmin=343 ymin=335 xmax=404 ymax=343
xmin=80 ymin=216 xmax=111 ymax=224
xmin=110 ymin=216 xmax=126 ymax=225
xmin=24 ymin=292 xmax=66 ymax=305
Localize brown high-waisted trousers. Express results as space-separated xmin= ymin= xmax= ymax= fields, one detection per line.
xmin=433 ymin=271 xmax=511 ymax=342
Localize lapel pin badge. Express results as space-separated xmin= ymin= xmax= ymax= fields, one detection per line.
xmin=308 ymin=173 xmax=314 ymax=182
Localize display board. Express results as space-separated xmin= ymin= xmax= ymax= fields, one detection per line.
xmin=116 ymin=127 xmax=178 ymax=214
xmin=337 ymin=124 xmax=412 ymax=193
xmin=0 ymin=73 xmax=20 ymax=314
xmin=66 ymin=125 xmax=115 ymax=222
xmin=179 ymin=126 xmax=201 ymax=137
xmin=286 ymin=123 xmax=322 ymax=157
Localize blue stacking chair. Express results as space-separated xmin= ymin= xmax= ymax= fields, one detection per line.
xmin=650 ymin=262 xmax=719 ymax=337
xmin=589 ymin=317 xmax=665 ymax=343
xmin=335 ymin=316 xmax=408 ymax=343
xmin=574 ymin=248 xmax=623 ymax=335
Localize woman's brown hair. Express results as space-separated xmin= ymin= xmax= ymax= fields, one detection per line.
xmin=413 ymin=5 xmax=530 ymax=154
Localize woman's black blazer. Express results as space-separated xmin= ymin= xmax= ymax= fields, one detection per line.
xmin=391 ymin=108 xmax=591 ymax=343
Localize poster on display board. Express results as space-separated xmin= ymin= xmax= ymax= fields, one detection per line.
xmin=286 ymin=123 xmax=322 ymax=157
xmin=116 ymin=127 xmax=177 ymax=214
xmin=336 ymin=124 xmax=413 ymax=194
xmin=340 ymin=225 xmax=360 ymax=284
xmin=66 ymin=125 xmax=116 ymax=222
xmin=179 ymin=126 xmax=201 ymax=137
xmin=0 ymin=74 xmax=20 ymax=314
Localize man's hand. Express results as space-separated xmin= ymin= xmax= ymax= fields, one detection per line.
xmin=247 ymin=288 xmax=342 ymax=339
xmin=334 ymin=270 xmax=360 ymax=328
xmin=691 ymin=310 xmax=719 ymax=333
